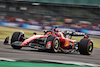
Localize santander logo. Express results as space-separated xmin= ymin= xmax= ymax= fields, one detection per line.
xmin=46 ymin=41 xmax=52 ymax=49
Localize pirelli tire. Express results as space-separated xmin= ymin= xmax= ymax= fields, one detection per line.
xmin=79 ymin=38 xmax=93 ymax=55
xmin=11 ymin=32 xmax=24 ymax=49
xmin=46 ymin=35 xmax=60 ymax=53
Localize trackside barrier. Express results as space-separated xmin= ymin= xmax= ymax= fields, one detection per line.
xmin=0 ymin=21 xmax=100 ymax=36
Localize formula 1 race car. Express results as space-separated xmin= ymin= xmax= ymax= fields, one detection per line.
xmin=4 ymin=28 xmax=93 ymax=55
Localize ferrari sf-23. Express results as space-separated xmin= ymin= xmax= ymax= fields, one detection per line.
xmin=4 ymin=28 xmax=93 ymax=55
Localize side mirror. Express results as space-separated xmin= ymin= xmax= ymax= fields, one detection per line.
xmin=33 ymin=32 xmax=37 ymax=35
xmin=43 ymin=30 xmax=47 ymax=35
xmin=84 ymin=35 xmax=89 ymax=38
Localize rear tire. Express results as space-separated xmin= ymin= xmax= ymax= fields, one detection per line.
xmin=79 ymin=38 xmax=93 ymax=55
xmin=11 ymin=32 xmax=24 ymax=49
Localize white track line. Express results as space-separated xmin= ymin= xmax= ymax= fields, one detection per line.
xmin=0 ymin=57 xmax=100 ymax=66
xmin=0 ymin=39 xmax=4 ymax=41
xmin=43 ymin=59 xmax=100 ymax=66
xmin=0 ymin=57 xmax=16 ymax=61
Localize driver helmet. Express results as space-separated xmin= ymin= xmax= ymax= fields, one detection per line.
xmin=54 ymin=27 xmax=59 ymax=32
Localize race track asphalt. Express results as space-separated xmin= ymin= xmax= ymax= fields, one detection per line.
xmin=0 ymin=40 xmax=100 ymax=65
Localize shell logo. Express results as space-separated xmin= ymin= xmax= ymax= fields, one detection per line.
xmin=49 ymin=32 xmax=52 ymax=34
xmin=65 ymin=41 xmax=69 ymax=47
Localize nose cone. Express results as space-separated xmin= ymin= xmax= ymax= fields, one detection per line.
xmin=21 ymin=38 xmax=31 ymax=46
xmin=21 ymin=35 xmax=47 ymax=46
xmin=21 ymin=36 xmax=35 ymax=46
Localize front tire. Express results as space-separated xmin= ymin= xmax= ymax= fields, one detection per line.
xmin=46 ymin=36 xmax=60 ymax=53
xmin=79 ymin=38 xmax=93 ymax=55
xmin=11 ymin=32 xmax=24 ymax=49
xmin=52 ymin=38 xmax=59 ymax=52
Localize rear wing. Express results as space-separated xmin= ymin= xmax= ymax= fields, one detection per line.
xmin=63 ymin=30 xmax=88 ymax=39
xmin=63 ymin=30 xmax=87 ymax=36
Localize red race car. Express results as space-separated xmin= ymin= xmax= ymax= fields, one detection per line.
xmin=4 ymin=28 xmax=93 ymax=55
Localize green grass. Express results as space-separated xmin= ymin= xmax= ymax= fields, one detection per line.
xmin=0 ymin=26 xmax=43 ymax=39
xmin=0 ymin=61 xmax=93 ymax=67
xmin=0 ymin=26 xmax=100 ymax=48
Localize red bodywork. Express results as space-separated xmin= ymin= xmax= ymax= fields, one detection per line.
xmin=21 ymin=31 xmax=75 ymax=50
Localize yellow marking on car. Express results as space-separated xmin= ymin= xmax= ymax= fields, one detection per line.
xmin=65 ymin=41 xmax=69 ymax=47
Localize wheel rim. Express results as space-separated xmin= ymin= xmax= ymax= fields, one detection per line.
xmin=89 ymin=45 xmax=92 ymax=51
xmin=54 ymin=40 xmax=59 ymax=52
xmin=88 ymin=42 xmax=93 ymax=54
xmin=55 ymin=41 xmax=58 ymax=48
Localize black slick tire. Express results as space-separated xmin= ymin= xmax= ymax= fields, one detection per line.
xmin=11 ymin=32 xmax=23 ymax=49
xmin=79 ymin=38 xmax=93 ymax=55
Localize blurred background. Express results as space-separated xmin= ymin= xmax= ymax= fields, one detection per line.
xmin=0 ymin=0 xmax=100 ymax=36
xmin=0 ymin=0 xmax=100 ymax=66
